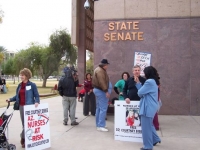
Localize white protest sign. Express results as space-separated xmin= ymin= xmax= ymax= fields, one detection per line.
xmin=134 ymin=52 xmax=152 ymax=76
xmin=24 ymin=103 xmax=51 ymax=150
xmin=114 ymin=101 xmax=142 ymax=142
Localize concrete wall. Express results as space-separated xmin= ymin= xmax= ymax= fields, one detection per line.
xmin=94 ymin=0 xmax=200 ymax=20
xmin=93 ymin=0 xmax=200 ymax=115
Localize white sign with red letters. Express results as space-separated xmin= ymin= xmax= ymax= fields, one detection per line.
xmin=24 ymin=103 xmax=50 ymax=150
xmin=115 ymin=101 xmax=142 ymax=142
xmin=134 ymin=52 xmax=152 ymax=76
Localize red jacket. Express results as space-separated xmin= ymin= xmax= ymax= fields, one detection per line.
xmin=84 ymin=80 xmax=93 ymax=93
xmin=79 ymin=88 xmax=85 ymax=95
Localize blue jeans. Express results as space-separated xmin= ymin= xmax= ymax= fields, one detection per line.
xmin=141 ymin=115 xmax=161 ymax=149
xmin=93 ymin=88 xmax=108 ymax=127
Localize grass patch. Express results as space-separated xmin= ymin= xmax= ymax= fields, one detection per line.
xmin=0 ymin=79 xmax=59 ymax=108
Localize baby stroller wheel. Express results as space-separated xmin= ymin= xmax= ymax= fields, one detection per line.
xmin=8 ymin=144 xmax=16 ymax=150
xmin=2 ymin=141 xmax=8 ymax=148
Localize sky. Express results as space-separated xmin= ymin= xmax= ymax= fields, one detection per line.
xmin=0 ymin=0 xmax=72 ymax=51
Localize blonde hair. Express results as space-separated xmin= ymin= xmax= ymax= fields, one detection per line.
xmin=19 ymin=68 xmax=32 ymax=79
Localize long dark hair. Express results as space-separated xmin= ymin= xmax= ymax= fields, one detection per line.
xmin=144 ymin=66 xmax=160 ymax=85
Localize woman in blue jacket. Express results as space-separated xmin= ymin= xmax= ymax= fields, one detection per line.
xmin=135 ymin=66 xmax=161 ymax=150
xmin=6 ymin=68 xmax=40 ymax=148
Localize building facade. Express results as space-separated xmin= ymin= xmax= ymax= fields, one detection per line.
xmin=72 ymin=0 xmax=200 ymax=115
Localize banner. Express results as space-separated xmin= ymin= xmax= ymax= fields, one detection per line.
xmin=134 ymin=52 xmax=152 ymax=76
xmin=24 ymin=103 xmax=51 ymax=150
xmin=114 ymin=101 xmax=142 ymax=142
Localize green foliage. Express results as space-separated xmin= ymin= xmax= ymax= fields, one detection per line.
xmin=2 ymin=29 xmax=77 ymax=87
xmin=49 ymin=29 xmax=77 ymax=65
xmin=4 ymin=58 xmax=16 ymax=75
xmin=0 ymin=46 xmax=6 ymax=53
xmin=0 ymin=53 xmax=3 ymax=64
xmin=86 ymin=51 xmax=94 ymax=74
xmin=0 ymin=8 xmax=3 ymax=23
xmin=0 ymin=46 xmax=6 ymax=75
xmin=40 ymin=46 xmax=60 ymax=78
xmin=0 ymin=46 xmax=6 ymax=64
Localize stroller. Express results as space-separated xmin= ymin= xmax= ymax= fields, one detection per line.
xmin=0 ymin=102 xmax=16 ymax=150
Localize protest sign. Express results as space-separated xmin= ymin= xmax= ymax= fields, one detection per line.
xmin=134 ymin=52 xmax=152 ymax=76
xmin=114 ymin=101 xmax=142 ymax=142
xmin=24 ymin=103 xmax=50 ymax=150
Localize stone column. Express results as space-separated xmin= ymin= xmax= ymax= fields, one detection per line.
xmin=77 ymin=0 xmax=86 ymax=85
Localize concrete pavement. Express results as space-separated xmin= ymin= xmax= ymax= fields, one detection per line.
xmin=1 ymin=96 xmax=200 ymax=150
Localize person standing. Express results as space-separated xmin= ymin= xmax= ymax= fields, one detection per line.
xmin=0 ymin=76 xmax=2 ymax=93
xmin=6 ymin=68 xmax=40 ymax=148
xmin=1 ymin=78 xmax=7 ymax=93
xmin=114 ymin=72 xmax=130 ymax=100
xmin=123 ymin=65 xmax=146 ymax=102
xmin=92 ymin=59 xmax=110 ymax=132
xmin=83 ymin=73 xmax=96 ymax=116
xmin=135 ymin=66 xmax=161 ymax=150
xmin=58 ymin=66 xmax=79 ymax=126
xmin=153 ymin=68 xmax=161 ymax=130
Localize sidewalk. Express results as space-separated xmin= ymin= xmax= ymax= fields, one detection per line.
xmin=1 ymin=96 xmax=200 ymax=150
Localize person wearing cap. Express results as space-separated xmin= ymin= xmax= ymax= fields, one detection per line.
xmin=58 ymin=66 xmax=79 ymax=126
xmin=92 ymin=59 xmax=110 ymax=132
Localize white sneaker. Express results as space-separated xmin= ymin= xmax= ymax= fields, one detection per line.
xmin=98 ymin=127 xmax=108 ymax=132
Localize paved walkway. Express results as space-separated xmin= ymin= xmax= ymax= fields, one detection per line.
xmin=1 ymin=96 xmax=200 ymax=150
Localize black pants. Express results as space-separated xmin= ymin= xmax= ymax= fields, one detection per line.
xmin=79 ymin=93 xmax=85 ymax=102
xmin=83 ymin=92 xmax=96 ymax=116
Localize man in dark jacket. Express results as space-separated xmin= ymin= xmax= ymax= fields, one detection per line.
xmin=123 ymin=65 xmax=146 ymax=103
xmin=58 ymin=66 xmax=79 ymax=126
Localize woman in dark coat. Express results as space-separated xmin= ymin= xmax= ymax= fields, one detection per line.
xmin=83 ymin=73 xmax=96 ymax=116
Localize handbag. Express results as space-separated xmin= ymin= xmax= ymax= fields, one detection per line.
xmin=13 ymin=102 xmax=20 ymax=110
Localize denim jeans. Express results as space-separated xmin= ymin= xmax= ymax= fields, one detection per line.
xmin=93 ymin=88 xmax=108 ymax=127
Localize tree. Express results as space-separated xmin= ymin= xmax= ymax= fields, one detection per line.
xmin=49 ymin=29 xmax=77 ymax=66
xmin=0 ymin=46 xmax=6 ymax=76
xmin=0 ymin=53 xmax=3 ymax=64
xmin=39 ymin=28 xmax=77 ymax=87
xmin=0 ymin=46 xmax=7 ymax=53
xmin=86 ymin=50 xmax=94 ymax=74
xmin=38 ymin=46 xmax=60 ymax=87
xmin=4 ymin=58 xmax=16 ymax=83
xmin=6 ymin=29 xmax=77 ymax=87
xmin=0 ymin=8 xmax=3 ymax=23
